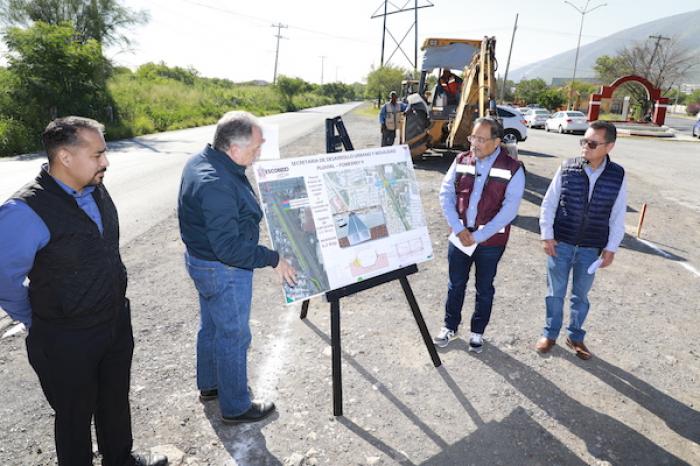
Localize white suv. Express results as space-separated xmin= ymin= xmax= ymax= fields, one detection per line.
xmin=497 ymin=105 xmax=528 ymax=144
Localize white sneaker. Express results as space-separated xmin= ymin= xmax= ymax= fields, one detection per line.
xmin=433 ymin=327 xmax=458 ymax=348
xmin=468 ymin=333 xmax=484 ymax=353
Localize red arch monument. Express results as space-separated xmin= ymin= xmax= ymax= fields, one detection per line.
xmin=587 ymin=75 xmax=669 ymax=125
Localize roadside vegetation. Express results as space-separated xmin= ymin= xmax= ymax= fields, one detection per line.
xmin=0 ymin=1 xmax=365 ymax=157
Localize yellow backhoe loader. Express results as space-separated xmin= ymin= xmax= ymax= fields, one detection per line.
xmin=400 ymin=37 xmax=499 ymax=160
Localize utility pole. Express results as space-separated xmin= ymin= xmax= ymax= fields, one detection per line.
xmin=320 ymin=55 xmax=326 ymax=85
xmin=271 ymin=23 xmax=287 ymax=84
xmin=500 ymin=13 xmax=518 ymax=101
xmin=564 ymin=1 xmax=606 ymax=110
xmin=647 ymin=34 xmax=670 ymax=76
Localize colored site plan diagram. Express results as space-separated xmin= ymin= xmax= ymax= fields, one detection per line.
xmin=254 ymin=145 xmax=432 ymax=304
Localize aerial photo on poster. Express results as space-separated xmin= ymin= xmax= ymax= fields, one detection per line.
xmin=254 ymin=145 xmax=432 ymax=303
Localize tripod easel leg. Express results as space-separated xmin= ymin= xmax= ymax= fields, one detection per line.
xmin=330 ymin=299 xmax=343 ymax=416
xmin=300 ymin=299 xmax=310 ymax=320
xmin=399 ymin=276 xmax=442 ymax=367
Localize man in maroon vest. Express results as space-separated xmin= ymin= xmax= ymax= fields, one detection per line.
xmin=433 ymin=118 xmax=525 ymax=352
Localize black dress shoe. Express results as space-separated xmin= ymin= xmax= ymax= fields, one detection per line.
xmin=222 ymin=400 xmax=276 ymax=425
xmin=131 ymin=451 xmax=168 ymax=466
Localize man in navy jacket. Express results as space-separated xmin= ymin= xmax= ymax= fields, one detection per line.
xmin=178 ymin=111 xmax=296 ymax=424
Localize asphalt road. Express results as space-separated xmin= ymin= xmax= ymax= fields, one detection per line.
xmin=0 ymin=102 xmax=363 ymax=245
xmin=521 ymin=126 xmax=700 ymax=213
xmin=664 ymin=114 xmax=697 ymax=135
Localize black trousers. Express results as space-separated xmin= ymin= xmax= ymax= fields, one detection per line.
xmin=26 ymin=303 xmax=135 ymax=466
xmin=381 ymin=128 xmax=396 ymax=146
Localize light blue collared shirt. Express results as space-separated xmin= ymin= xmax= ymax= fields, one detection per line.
xmin=439 ymin=148 xmax=525 ymax=244
xmin=539 ymin=158 xmax=628 ymax=252
xmin=0 ymin=165 xmax=103 ymax=327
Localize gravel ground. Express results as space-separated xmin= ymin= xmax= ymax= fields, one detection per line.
xmin=1 ymin=105 xmax=699 ymax=465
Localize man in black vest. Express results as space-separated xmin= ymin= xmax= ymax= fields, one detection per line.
xmin=537 ymin=120 xmax=627 ymax=360
xmin=0 ymin=117 xmax=166 ymax=465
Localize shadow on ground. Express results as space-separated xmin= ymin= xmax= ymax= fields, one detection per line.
xmin=202 ymin=402 xmax=281 ymax=465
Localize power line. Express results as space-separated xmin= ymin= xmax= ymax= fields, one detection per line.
xmin=177 ymin=0 xmax=372 ymax=44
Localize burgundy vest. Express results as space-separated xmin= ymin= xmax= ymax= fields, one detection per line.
xmin=455 ymin=146 xmax=523 ymax=247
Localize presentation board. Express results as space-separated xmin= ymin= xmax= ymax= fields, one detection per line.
xmin=253 ymin=144 xmax=433 ymax=303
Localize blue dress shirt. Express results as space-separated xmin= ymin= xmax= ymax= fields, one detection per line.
xmin=0 ymin=166 xmax=103 ymax=327
xmin=439 ymin=148 xmax=525 ymax=244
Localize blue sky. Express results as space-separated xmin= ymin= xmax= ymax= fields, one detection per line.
xmin=101 ymin=1 xmax=699 ymax=84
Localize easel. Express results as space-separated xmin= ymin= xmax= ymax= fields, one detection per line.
xmin=325 ymin=116 xmax=354 ymax=153
xmin=299 ymin=117 xmax=442 ymax=416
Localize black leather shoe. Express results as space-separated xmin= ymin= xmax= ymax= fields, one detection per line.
xmin=131 ymin=451 xmax=168 ymax=466
xmin=222 ymin=400 xmax=276 ymax=425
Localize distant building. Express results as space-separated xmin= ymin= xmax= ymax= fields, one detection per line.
xmin=680 ymin=83 xmax=700 ymax=94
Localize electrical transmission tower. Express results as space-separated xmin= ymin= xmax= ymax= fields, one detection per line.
xmin=371 ymin=0 xmax=434 ymax=72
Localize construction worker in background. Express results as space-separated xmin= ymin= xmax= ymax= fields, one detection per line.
xmin=438 ymin=69 xmax=463 ymax=105
xmin=379 ymin=91 xmax=406 ymax=147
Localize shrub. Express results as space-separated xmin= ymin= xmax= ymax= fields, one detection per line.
xmin=0 ymin=118 xmax=36 ymax=157
xmin=686 ymin=103 xmax=700 ymax=117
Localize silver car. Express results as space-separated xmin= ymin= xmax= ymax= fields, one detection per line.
xmin=523 ymin=108 xmax=550 ymax=129
xmin=545 ymin=111 xmax=589 ymax=134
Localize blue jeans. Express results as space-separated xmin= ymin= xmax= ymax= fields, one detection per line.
xmin=185 ymin=252 xmax=253 ymax=417
xmin=544 ymin=242 xmax=599 ymax=343
xmin=444 ymin=243 xmax=506 ymax=334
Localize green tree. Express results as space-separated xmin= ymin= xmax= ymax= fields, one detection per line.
xmin=4 ymin=22 xmax=112 ymax=132
xmin=685 ymin=89 xmax=700 ymax=105
xmin=136 ymin=62 xmax=199 ymax=85
xmin=365 ymin=65 xmax=405 ymax=103
xmin=592 ymin=55 xmax=622 ymax=85
xmin=538 ymin=88 xmax=566 ymax=111
xmin=514 ymin=78 xmax=548 ymax=105
xmin=275 ymin=75 xmax=310 ymax=111
xmin=496 ymin=76 xmax=516 ymax=103
xmin=0 ymin=0 xmax=148 ymax=46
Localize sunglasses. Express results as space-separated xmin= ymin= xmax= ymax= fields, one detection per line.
xmin=579 ymin=138 xmax=608 ymax=149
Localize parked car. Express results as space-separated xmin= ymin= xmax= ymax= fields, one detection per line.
xmin=497 ymin=105 xmax=528 ymax=143
xmin=523 ymin=108 xmax=550 ymax=128
xmin=545 ymin=111 xmax=589 ymax=134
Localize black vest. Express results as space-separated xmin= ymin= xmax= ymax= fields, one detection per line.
xmin=554 ymin=156 xmax=624 ymax=249
xmin=13 ymin=168 xmax=127 ymax=328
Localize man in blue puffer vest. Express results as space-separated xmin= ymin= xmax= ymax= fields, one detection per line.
xmin=536 ymin=120 xmax=627 ymax=360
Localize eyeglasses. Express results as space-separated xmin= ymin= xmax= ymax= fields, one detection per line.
xmin=468 ymin=135 xmax=494 ymax=144
xmin=579 ymin=138 xmax=608 ymax=149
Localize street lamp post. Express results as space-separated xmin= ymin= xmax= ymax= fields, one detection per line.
xmin=564 ymin=0 xmax=606 ymax=110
